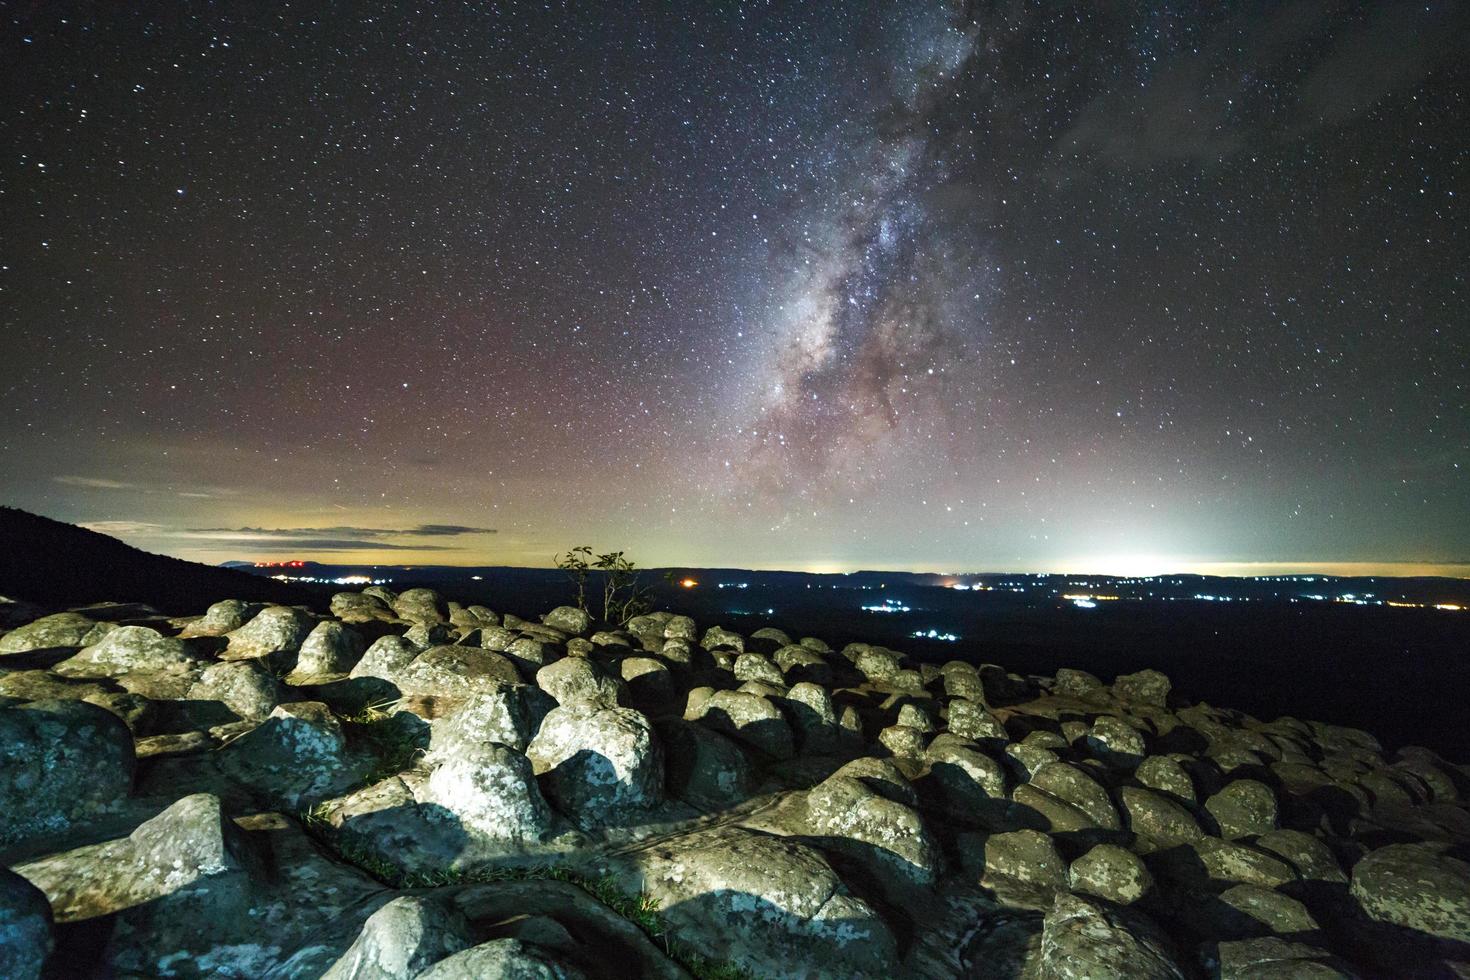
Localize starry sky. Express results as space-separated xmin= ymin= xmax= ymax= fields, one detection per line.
xmin=3 ymin=1 xmax=1467 ymax=575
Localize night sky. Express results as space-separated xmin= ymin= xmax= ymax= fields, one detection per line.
xmin=3 ymin=2 xmax=1466 ymax=575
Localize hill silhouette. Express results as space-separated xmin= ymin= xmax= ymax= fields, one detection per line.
xmin=0 ymin=506 xmax=318 ymax=613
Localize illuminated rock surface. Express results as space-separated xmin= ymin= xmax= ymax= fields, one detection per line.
xmin=1 ymin=587 xmax=1468 ymax=977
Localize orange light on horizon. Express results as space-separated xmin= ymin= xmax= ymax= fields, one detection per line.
xmin=679 ymin=577 xmax=699 ymax=588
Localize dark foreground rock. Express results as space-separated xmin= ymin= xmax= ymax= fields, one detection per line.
xmin=2 ymin=587 xmax=1468 ymax=977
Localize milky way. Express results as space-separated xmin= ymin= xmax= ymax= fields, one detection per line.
xmin=3 ymin=1 xmax=1466 ymax=573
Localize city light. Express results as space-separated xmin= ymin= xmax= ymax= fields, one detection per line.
xmin=861 ymin=599 xmax=911 ymax=613
xmin=679 ymin=577 xmax=699 ymax=588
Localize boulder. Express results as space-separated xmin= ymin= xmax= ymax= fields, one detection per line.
xmin=0 ymin=868 xmax=52 ymax=980
xmin=53 ymin=625 xmax=200 ymax=677
xmin=1117 ymin=786 xmax=1205 ymax=850
xmin=614 ymin=827 xmax=898 ymax=978
xmin=329 ymin=591 xmax=397 ymax=624
xmin=188 ymin=659 xmax=283 ymax=720
xmin=693 ymin=689 xmax=794 ymax=759
xmin=427 ymin=685 xmax=555 ymax=755
xmin=960 ymin=828 xmax=1068 ymax=892
xmin=224 ymin=605 xmax=314 ymax=661
xmin=1205 ymin=779 xmax=1279 ymax=839
xmin=1199 ymin=883 xmax=1319 ymax=940
xmin=1069 ymin=844 xmax=1153 ymax=904
xmin=1350 ymin=843 xmax=1470 ymax=953
xmin=0 ymin=699 xmax=134 ymax=848
xmin=1030 ymin=762 xmax=1122 ymax=830
xmin=947 ymin=697 xmax=1009 ymax=745
xmin=393 ymin=646 xmax=522 ymax=699
xmin=1112 ymin=669 xmax=1172 ymax=707
xmin=321 ymin=895 xmax=472 ymax=980
xmin=179 ymin=599 xmax=256 ymax=637
xmin=1038 ymin=892 xmax=1187 ymax=980
xmin=733 ymin=652 xmax=785 ymax=687
xmin=286 ymin=620 xmax=365 ymax=681
xmin=659 ymin=718 xmax=755 ymax=810
xmin=878 ymin=723 xmax=928 ymax=759
xmin=416 ymin=938 xmax=588 ymax=979
xmin=1135 ymin=755 xmax=1196 ymax=804
xmin=350 ymin=635 xmax=419 ymax=682
xmin=391 ymin=588 xmax=447 ymax=625
xmin=620 ymin=657 xmax=677 ymax=714
xmin=535 ymin=656 xmax=627 ymax=708
xmin=1086 ymin=715 xmax=1147 ymax=767
xmin=217 ymin=701 xmax=361 ymax=807
xmin=526 ymin=702 xmax=663 ymax=827
xmin=925 ymin=738 xmax=1009 ymax=824
xmin=422 ymin=743 xmax=561 ymax=842
xmin=802 ymin=772 xmax=943 ymax=895
xmin=542 ymin=605 xmax=592 ymax=635
xmin=663 ymin=615 xmax=697 ymax=641
xmin=1203 ymin=937 xmax=1359 ymax=980
xmin=700 ymin=626 xmax=744 ymax=652
xmin=0 ymin=612 xmax=112 ymax=654
xmin=16 ymin=793 xmax=260 ymax=968
xmin=783 ymin=681 xmax=843 ymax=754
xmin=1054 ymin=668 xmax=1107 ymax=699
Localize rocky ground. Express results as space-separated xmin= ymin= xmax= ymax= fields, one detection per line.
xmin=1 ymin=588 xmax=1468 ymax=979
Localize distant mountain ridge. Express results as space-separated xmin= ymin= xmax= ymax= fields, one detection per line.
xmin=0 ymin=506 xmax=318 ymax=613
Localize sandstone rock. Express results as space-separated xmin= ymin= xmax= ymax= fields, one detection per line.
xmin=879 ymin=723 xmax=928 ymax=758
xmin=416 ymin=938 xmax=588 ymax=979
xmin=947 ymin=697 xmax=1009 ymax=745
xmin=526 ymin=702 xmax=663 ymax=826
xmin=1113 ymin=669 xmax=1172 ymax=706
xmin=855 ymin=647 xmax=904 ymax=685
xmin=783 ymin=681 xmax=843 ymax=754
xmin=0 ymin=699 xmax=134 ymax=848
xmin=391 ymin=588 xmax=447 ymax=625
xmin=1254 ymin=829 xmax=1346 ymax=883
xmin=700 ymin=625 xmax=745 ymax=652
xmin=1350 ymin=843 xmax=1470 ymax=952
xmin=1136 ymin=754 xmax=1197 ymax=804
xmin=1206 ymin=779 xmax=1279 ymax=839
xmin=402 ymin=623 xmax=454 ymax=650
xmin=350 ymin=635 xmax=419 ymax=682
xmin=188 ymin=659 xmax=283 ymax=720
xmin=693 ymin=689 xmax=794 ymax=759
xmin=393 ymin=646 xmax=522 ymax=699
xmin=0 ymin=612 xmax=112 ymax=654
xmin=0 ymin=868 xmax=52 ymax=980
xmin=542 ymin=605 xmax=592 ymax=635
xmin=659 ymin=718 xmax=754 ymax=809
xmin=1118 ymin=786 xmax=1205 ymax=850
xmin=620 ymin=656 xmax=676 ymax=713
xmin=662 ymin=615 xmax=697 ymax=641
xmin=179 ymin=599 xmax=257 ymax=637
xmin=329 ymin=591 xmax=397 ymax=624
xmin=1087 ymin=715 xmax=1147 ymax=767
xmin=1070 ymin=844 xmax=1153 ymax=904
xmin=287 ymin=620 xmax=366 ymax=681
xmin=1203 ymin=937 xmax=1359 ymax=980
xmin=1054 ymin=668 xmax=1106 ymax=699
xmin=1030 ymin=761 xmax=1121 ymax=830
xmin=802 ymin=771 xmax=943 ymax=895
xmin=961 ymin=828 xmax=1068 ymax=892
xmin=423 ymin=743 xmax=560 ymax=842
xmin=536 ymin=655 xmax=627 ymax=708
xmin=925 ymin=738 xmax=1009 ymax=823
xmin=224 ymin=605 xmax=314 ymax=661
xmin=1038 ymin=892 xmax=1187 ymax=980
xmin=54 ymin=624 xmax=200 ymax=677
xmin=321 ymin=894 xmax=472 ymax=980
xmin=615 ymin=826 xmax=898 ymax=978
xmin=1204 ymin=883 xmax=1319 ymax=939
xmin=16 ymin=793 xmax=261 ymax=970
xmin=1005 ymin=741 xmax=1059 ymax=779
xmin=733 ymin=651 xmax=784 ymax=687
xmin=426 ymin=685 xmax=555 ymax=756
xmin=217 ymin=701 xmax=361 ymax=807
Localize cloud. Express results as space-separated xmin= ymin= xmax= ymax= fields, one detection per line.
xmin=197 ymin=536 xmax=455 ymax=553
xmin=79 ymin=520 xmax=166 ymax=535
xmin=55 ymin=476 xmax=138 ymax=490
xmin=53 ymin=474 xmax=237 ymax=498
xmin=186 ymin=524 xmax=494 ymax=540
